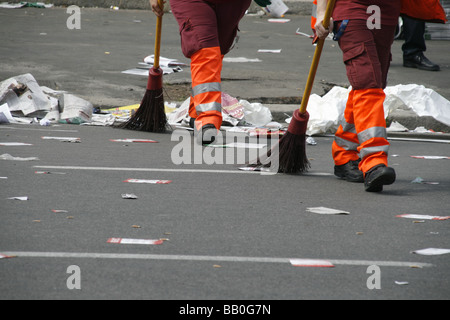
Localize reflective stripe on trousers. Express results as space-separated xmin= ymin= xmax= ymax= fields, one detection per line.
xmin=332 ymin=88 xmax=390 ymax=173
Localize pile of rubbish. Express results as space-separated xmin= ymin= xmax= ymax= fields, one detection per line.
xmin=1 ymin=73 xmax=450 ymax=136
xmin=0 ymin=73 xmax=92 ymax=126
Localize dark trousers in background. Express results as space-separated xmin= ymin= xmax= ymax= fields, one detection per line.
xmin=401 ymin=15 xmax=427 ymax=59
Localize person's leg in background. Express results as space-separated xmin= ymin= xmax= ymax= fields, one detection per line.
xmin=402 ymin=15 xmax=440 ymax=71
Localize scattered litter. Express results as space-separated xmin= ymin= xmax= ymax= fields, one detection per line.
xmin=123 ymin=55 xmax=185 ymax=76
xmin=0 ymin=103 xmax=16 ymax=124
xmin=410 ymin=177 xmax=439 ymax=185
xmin=306 ymin=207 xmax=350 ymax=215
xmin=131 ymin=225 xmax=141 ymax=228
xmin=395 ymin=281 xmax=409 ymax=286
xmin=122 ymin=193 xmax=138 ymax=199
xmin=387 ymin=121 xmax=409 ymax=132
xmin=412 ymin=248 xmax=450 ymax=256
xmin=410 ymin=155 xmax=450 ymax=160
xmin=0 ymin=2 xmax=53 ymax=9
xmin=124 ymin=179 xmax=172 ymax=184
xmin=263 ymin=0 xmax=289 ymax=18
xmin=0 ymin=153 xmax=39 ymax=161
xmin=41 ymin=136 xmax=81 ymax=143
xmin=290 ymin=259 xmax=335 ymax=268
xmin=0 ymin=142 xmax=32 ymax=146
xmin=223 ymin=57 xmax=262 ymax=63
xmin=107 ymin=238 xmax=163 ymax=245
xmin=258 ymin=49 xmax=282 ymax=53
xmin=52 ymin=209 xmax=69 ymax=213
xmin=0 ymin=254 xmax=15 ymax=259
xmin=7 ymin=196 xmax=28 ymax=201
xmin=110 ymin=139 xmax=158 ymax=143
xmin=35 ymin=171 xmax=66 ymax=174
xmin=268 ymin=18 xmax=290 ymax=23
xmin=306 ymin=137 xmax=317 ymax=145
xmin=295 ymin=28 xmax=314 ymax=38
xmin=397 ymin=214 xmax=450 ymax=221
xmin=0 ymin=74 xmax=94 ymax=124
xmin=143 ymin=55 xmax=187 ymax=68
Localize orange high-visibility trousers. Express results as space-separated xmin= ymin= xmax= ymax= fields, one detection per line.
xmin=332 ymin=88 xmax=389 ymax=174
xmin=189 ymin=47 xmax=223 ymax=131
xmin=332 ymin=20 xmax=396 ymax=174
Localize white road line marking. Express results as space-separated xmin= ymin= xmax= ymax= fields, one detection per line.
xmin=33 ymin=165 xmax=332 ymax=176
xmin=0 ymin=251 xmax=433 ymax=268
xmin=33 ymin=165 xmax=260 ymax=174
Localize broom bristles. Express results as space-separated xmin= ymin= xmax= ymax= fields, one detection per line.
xmin=248 ymin=110 xmax=310 ymax=174
xmin=120 ymin=88 xmax=167 ymax=133
xmin=120 ymin=67 xmax=167 ymax=133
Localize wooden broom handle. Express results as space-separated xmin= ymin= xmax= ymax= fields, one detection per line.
xmin=299 ymin=0 xmax=336 ymax=114
xmin=153 ymin=0 xmax=163 ymax=69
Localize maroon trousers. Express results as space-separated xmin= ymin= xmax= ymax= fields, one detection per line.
xmin=170 ymin=0 xmax=252 ymax=58
xmin=336 ymin=20 xmax=396 ymax=90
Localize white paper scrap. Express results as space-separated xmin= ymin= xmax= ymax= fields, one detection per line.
xmin=107 ymin=238 xmax=163 ymax=245
xmin=411 ymin=155 xmax=450 ymax=160
xmin=121 ymin=193 xmax=138 ymax=199
xmin=397 ymin=214 xmax=450 ymax=221
xmin=223 ymin=57 xmax=262 ymax=63
xmin=41 ymin=136 xmax=80 ymax=143
xmin=395 ymin=281 xmax=409 ymax=286
xmin=8 ymin=196 xmax=28 ymax=201
xmin=412 ymin=248 xmax=450 ymax=256
xmin=110 ymin=139 xmax=158 ymax=143
xmin=268 ymin=18 xmax=291 ymax=23
xmin=0 ymin=142 xmax=32 ymax=146
xmin=290 ymin=259 xmax=335 ymax=268
xmin=306 ymin=207 xmax=350 ymax=215
xmin=124 ymin=179 xmax=172 ymax=184
xmin=258 ymin=49 xmax=282 ymax=53
xmin=0 ymin=154 xmax=39 ymax=161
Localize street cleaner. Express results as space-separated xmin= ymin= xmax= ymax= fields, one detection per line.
xmin=314 ymin=0 xmax=401 ymax=192
xmin=150 ymin=0 xmax=271 ymax=145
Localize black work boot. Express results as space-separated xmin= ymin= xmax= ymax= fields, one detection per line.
xmin=364 ymin=164 xmax=396 ymax=192
xmin=334 ymin=160 xmax=364 ymax=183
xmin=195 ymin=124 xmax=217 ymax=146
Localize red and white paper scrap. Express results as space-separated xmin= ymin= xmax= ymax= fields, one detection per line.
xmin=0 ymin=254 xmax=15 ymax=259
xmin=124 ymin=179 xmax=172 ymax=184
xmin=110 ymin=139 xmax=158 ymax=143
xmin=411 ymin=155 xmax=450 ymax=160
xmin=397 ymin=214 xmax=450 ymax=221
xmin=290 ymin=259 xmax=335 ymax=268
xmin=107 ymin=238 xmax=163 ymax=245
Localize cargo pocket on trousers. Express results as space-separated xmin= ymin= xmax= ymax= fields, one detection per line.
xmin=343 ymin=43 xmax=379 ymax=89
xmin=180 ymin=19 xmax=202 ymax=58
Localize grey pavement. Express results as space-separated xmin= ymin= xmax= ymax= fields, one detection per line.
xmin=0 ymin=6 xmax=450 ymax=302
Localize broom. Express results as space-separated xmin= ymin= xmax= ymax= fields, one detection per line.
xmin=121 ymin=0 xmax=167 ymax=133
xmin=252 ymin=0 xmax=336 ymax=173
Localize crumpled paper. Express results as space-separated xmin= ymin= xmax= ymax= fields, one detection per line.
xmin=297 ymin=84 xmax=450 ymax=136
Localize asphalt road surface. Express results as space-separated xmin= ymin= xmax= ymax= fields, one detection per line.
xmin=0 ymin=123 xmax=449 ymax=301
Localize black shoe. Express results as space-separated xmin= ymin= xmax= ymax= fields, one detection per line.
xmin=334 ymin=160 xmax=364 ymax=183
xmin=364 ymin=164 xmax=396 ymax=192
xmin=195 ymin=124 xmax=217 ymax=146
xmin=403 ymin=53 xmax=440 ymax=71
